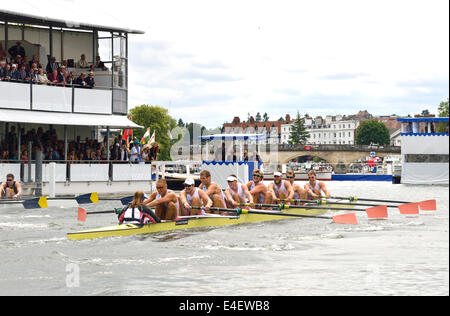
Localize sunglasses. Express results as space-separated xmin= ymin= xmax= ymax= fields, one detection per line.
xmin=156 ymin=186 xmax=165 ymax=190
xmin=6 ymin=178 xmax=13 ymax=181
xmin=308 ymin=176 xmax=315 ymax=179
xmin=253 ymin=174 xmax=262 ymax=178
xmin=184 ymin=184 xmax=193 ymax=188
xmin=286 ymin=176 xmax=295 ymax=179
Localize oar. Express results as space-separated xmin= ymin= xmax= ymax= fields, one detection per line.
xmin=277 ymin=198 xmax=400 ymax=208
xmin=0 ymin=197 xmax=48 ymax=209
xmin=77 ymin=207 xmax=123 ymax=222
xmin=192 ymin=206 xmax=358 ymax=224
xmin=324 ymin=195 xmax=412 ymax=204
xmin=238 ymin=203 xmax=389 ymax=219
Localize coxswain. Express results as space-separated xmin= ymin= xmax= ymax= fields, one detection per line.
xmin=144 ymin=179 xmax=179 ymax=220
xmin=304 ymin=170 xmax=331 ymax=200
xmin=246 ymin=169 xmax=270 ymax=208
xmin=0 ymin=173 xmax=22 ymax=199
xmin=268 ymin=171 xmax=294 ymax=203
xmin=225 ymin=175 xmax=254 ymax=208
xmin=286 ymin=170 xmax=308 ymax=205
xmin=179 ymin=177 xmax=213 ymax=216
xmin=198 ymin=170 xmax=227 ymax=211
xmin=117 ymin=190 xmax=161 ymax=225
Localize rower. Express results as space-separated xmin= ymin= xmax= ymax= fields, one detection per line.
xmin=268 ymin=171 xmax=294 ymax=203
xmin=304 ymin=170 xmax=331 ymax=200
xmin=286 ymin=170 xmax=308 ymax=205
xmin=246 ymin=169 xmax=270 ymax=207
xmin=117 ymin=190 xmax=161 ymax=225
xmin=198 ymin=170 xmax=226 ymax=210
xmin=225 ymin=175 xmax=254 ymax=208
xmin=144 ymin=179 xmax=179 ymax=220
xmin=0 ymin=173 xmax=22 ymax=199
xmin=179 ymin=177 xmax=213 ymax=216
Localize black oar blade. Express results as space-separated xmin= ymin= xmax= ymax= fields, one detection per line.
xmin=75 ymin=192 xmax=99 ymax=204
xmin=23 ymin=197 xmax=48 ymax=209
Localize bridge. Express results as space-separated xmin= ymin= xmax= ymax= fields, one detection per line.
xmin=259 ymin=144 xmax=401 ymax=167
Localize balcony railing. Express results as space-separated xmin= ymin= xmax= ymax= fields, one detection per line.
xmin=0 ymin=80 xmax=127 ymax=115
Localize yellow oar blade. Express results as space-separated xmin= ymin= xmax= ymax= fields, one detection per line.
xmin=23 ymin=197 xmax=48 ymax=209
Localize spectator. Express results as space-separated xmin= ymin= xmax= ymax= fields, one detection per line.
xmin=76 ymin=54 xmax=89 ymax=68
xmin=46 ymin=56 xmax=59 ymax=73
xmin=74 ymin=72 xmax=88 ymax=87
xmin=47 ymin=69 xmax=60 ymax=85
xmin=149 ymin=142 xmax=160 ymax=161
xmin=30 ymin=68 xmax=40 ymax=83
xmin=17 ymin=64 xmax=30 ymax=82
xmin=94 ymin=55 xmax=108 ymax=70
xmin=38 ymin=68 xmax=50 ymax=84
xmin=9 ymin=64 xmax=18 ymax=81
xmin=84 ymin=72 xmax=96 ymax=88
xmin=8 ymin=41 xmax=25 ymax=59
xmin=29 ymin=55 xmax=41 ymax=69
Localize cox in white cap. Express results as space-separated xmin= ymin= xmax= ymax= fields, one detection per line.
xmin=184 ymin=177 xmax=195 ymax=186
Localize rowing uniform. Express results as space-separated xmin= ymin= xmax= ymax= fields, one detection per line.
xmin=228 ymin=183 xmax=248 ymax=202
xmin=249 ymin=181 xmax=266 ymax=203
xmin=2 ymin=181 xmax=19 ymax=196
xmin=186 ymin=187 xmax=202 ymax=205
xmin=155 ymin=189 xmax=180 ymax=213
xmin=307 ymin=181 xmax=321 ymax=199
xmin=118 ymin=204 xmax=161 ymax=225
xmin=200 ymin=183 xmax=226 ymax=204
xmin=273 ymin=180 xmax=288 ymax=197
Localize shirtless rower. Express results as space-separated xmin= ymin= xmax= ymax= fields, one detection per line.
xmin=304 ymin=170 xmax=331 ymax=200
xmin=286 ymin=170 xmax=308 ymax=205
xmin=225 ymin=175 xmax=254 ymax=208
xmin=143 ymin=179 xmax=179 ymax=220
xmin=246 ymin=169 xmax=270 ymax=208
xmin=198 ymin=170 xmax=226 ymax=211
xmin=268 ymin=171 xmax=294 ymax=203
xmin=0 ymin=173 xmax=22 ymax=199
xmin=179 ymin=177 xmax=213 ymax=216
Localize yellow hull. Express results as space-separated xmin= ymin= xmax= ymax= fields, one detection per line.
xmin=67 ymin=207 xmax=328 ymax=241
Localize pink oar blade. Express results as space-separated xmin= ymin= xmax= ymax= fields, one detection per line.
xmin=332 ymin=213 xmax=358 ymax=225
xmin=419 ymin=200 xmax=437 ymax=211
xmin=365 ymin=205 xmax=388 ymax=219
xmin=77 ymin=207 xmax=87 ymax=222
xmin=398 ymin=203 xmax=419 ymax=215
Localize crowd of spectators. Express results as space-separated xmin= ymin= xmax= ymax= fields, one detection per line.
xmin=0 ymin=41 xmax=106 ymax=88
xmin=0 ymin=125 xmax=161 ymax=163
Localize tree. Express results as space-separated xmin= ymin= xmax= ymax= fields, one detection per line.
xmin=289 ymin=111 xmax=310 ymax=144
xmin=263 ymin=113 xmax=269 ymax=122
xmin=438 ymin=98 xmax=449 ymax=117
xmin=177 ymin=118 xmax=185 ymax=127
xmin=255 ymin=112 xmax=262 ymax=122
xmin=437 ymin=98 xmax=449 ymax=132
xmin=355 ymin=119 xmax=390 ymax=146
xmin=129 ymin=105 xmax=177 ymax=160
xmin=421 ymin=109 xmax=430 ymax=116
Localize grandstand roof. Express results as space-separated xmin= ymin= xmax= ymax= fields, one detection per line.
xmin=0 ymin=9 xmax=145 ymax=34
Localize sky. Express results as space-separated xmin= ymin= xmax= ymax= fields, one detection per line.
xmin=4 ymin=0 xmax=449 ymax=128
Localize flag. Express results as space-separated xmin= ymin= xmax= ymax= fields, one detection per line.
xmin=140 ymin=128 xmax=151 ymax=144
xmin=122 ymin=129 xmax=133 ymax=145
xmin=149 ymin=131 xmax=156 ymax=145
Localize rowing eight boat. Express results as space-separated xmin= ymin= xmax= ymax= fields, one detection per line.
xmin=67 ymin=207 xmax=332 ymax=240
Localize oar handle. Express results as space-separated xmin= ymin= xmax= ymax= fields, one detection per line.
xmin=278 ymin=198 xmax=398 ymax=208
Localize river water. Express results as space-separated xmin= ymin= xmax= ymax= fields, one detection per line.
xmin=0 ymin=181 xmax=448 ymax=296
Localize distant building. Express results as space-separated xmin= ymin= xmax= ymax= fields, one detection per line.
xmin=223 ymin=114 xmax=293 ymax=144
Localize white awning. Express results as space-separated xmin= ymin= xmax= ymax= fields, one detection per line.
xmin=0 ymin=109 xmax=143 ymax=129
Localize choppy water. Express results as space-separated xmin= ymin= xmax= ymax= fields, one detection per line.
xmin=0 ymin=182 xmax=448 ymax=296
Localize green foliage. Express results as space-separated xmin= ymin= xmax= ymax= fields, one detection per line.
xmin=355 ymin=119 xmax=390 ymax=145
xmin=289 ymin=111 xmax=310 ymax=144
xmin=438 ymin=98 xmax=449 ymax=117
xmin=129 ymin=105 xmax=177 ymax=160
